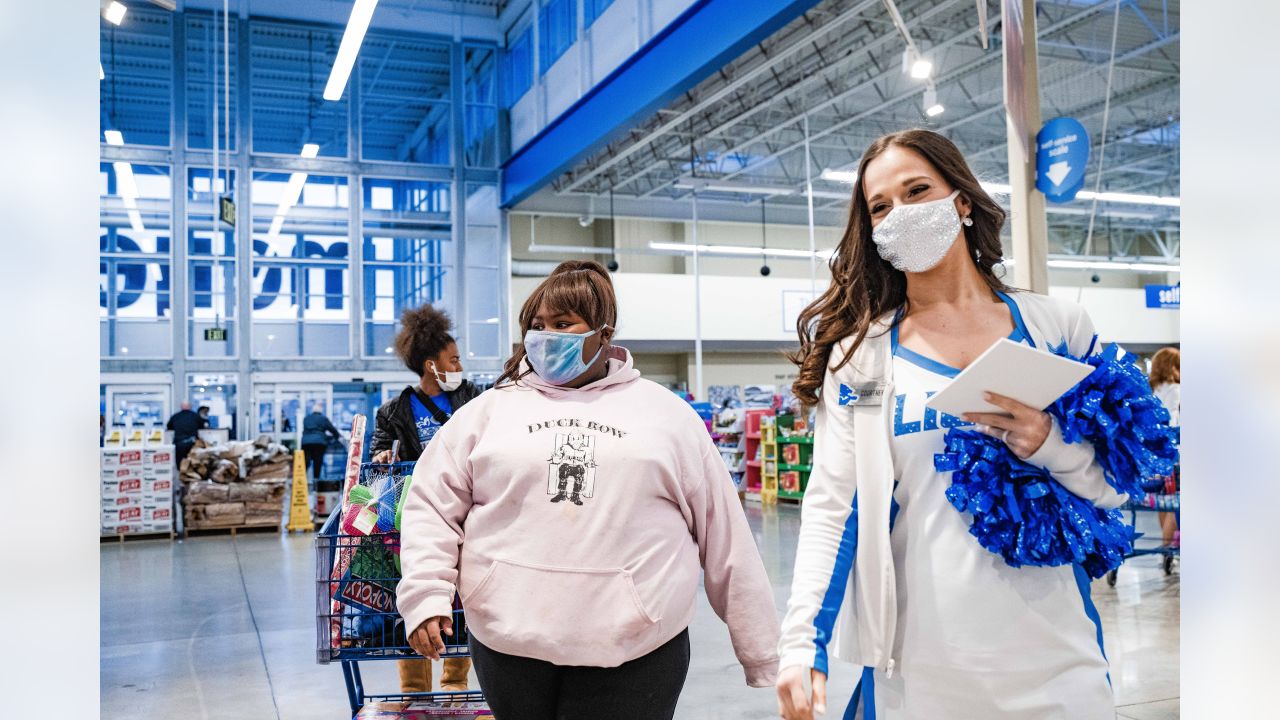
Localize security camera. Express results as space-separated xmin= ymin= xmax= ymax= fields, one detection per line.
xmin=578 ymin=215 xmax=594 ymax=227
xmin=760 ymin=265 xmax=772 ymax=277
xmin=1090 ymin=274 xmax=1101 ymax=284
xmin=606 ymin=259 xmax=619 ymax=272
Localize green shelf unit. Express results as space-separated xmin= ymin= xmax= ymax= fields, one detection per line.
xmin=778 ymin=435 xmax=814 ymax=445
xmin=778 ymin=489 xmax=805 ymax=501
xmin=778 ymin=463 xmax=813 ymax=473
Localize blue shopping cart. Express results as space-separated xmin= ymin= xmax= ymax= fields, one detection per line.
xmin=1106 ymin=472 xmax=1179 ymax=587
xmin=316 ymin=462 xmax=488 ymax=718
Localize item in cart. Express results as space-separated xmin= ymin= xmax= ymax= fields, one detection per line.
xmin=355 ymin=701 xmax=493 ymax=719
xmin=333 ymin=535 xmax=399 ymax=614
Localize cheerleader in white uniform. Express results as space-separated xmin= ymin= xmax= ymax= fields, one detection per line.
xmin=776 ymin=130 xmax=1125 ymax=720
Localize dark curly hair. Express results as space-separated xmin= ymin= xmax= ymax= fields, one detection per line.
xmin=394 ymin=304 xmax=456 ymax=377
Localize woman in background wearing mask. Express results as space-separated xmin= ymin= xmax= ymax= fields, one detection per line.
xmin=396 ymin=261 xmax=780 ymax=720
xmin=370 ymin=304 xmax=481 ymax=696
xmin=777 ymin=130 xmax=1123 ymax=719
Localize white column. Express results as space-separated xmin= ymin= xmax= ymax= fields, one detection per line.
xmin=1006 ymin=0 xmax=1048 ymax=294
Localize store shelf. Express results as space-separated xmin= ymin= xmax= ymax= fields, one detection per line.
xmin=778 ymin=436 xmax=814 ymax=445
xmin=778 ymin=490 xmax=805 ymax=501
xmin=746 ymin=432 xmax=762 ymax=440
xmin=746 ymin=460 xmax=762 ymax=468
xmin=779 ymin=463 xmax=813 ymax=472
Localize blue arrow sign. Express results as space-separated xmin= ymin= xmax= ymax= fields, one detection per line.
xmin=1036 ymin=117 xmax=1090 ymax=203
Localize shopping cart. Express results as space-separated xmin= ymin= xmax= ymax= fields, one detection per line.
xmin=316 ymin=462 xmax=489 ymax=719
xmin=1106 ymin=471 xmax=1179 ymax=587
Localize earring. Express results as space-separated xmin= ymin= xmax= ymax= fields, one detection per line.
xmin=962 ymin=216 xmax=974 ymax=227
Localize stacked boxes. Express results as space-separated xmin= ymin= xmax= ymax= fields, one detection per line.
xmin=101 ymin=445 xmax=175 ymax=536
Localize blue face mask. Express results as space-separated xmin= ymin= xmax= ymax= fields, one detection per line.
xmin=524 ymin=326 xmax=608 ymax=386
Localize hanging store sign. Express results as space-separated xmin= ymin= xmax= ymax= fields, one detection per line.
xmin=219 ymin=195 xmax=236 ymax=227
xmin=1035 ymin=117 xmax=1090 ymax=203
xmin=204 ymin=327 xmax=228 ymax=342
xmin=1145 ymin=283 xmax=1180 ymax=309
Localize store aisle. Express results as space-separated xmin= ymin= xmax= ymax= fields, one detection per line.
xmin=100 ymin=506 xmax=1178 ymax=720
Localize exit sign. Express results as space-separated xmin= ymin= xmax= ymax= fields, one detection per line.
xmin=204 ymin=327 xmax=228 ymax=341
xmin=219 ymin=195 xmax=236 ymax=227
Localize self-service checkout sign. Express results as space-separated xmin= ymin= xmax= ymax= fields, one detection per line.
xmin=1036 ymin=117 xmax=1090 ymax=203
xmin=1146 ymin=283 xmax=1180 ymax=309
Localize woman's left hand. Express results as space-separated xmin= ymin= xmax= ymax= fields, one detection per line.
xmin=963 ymin=392 xmax=1052 ymax=460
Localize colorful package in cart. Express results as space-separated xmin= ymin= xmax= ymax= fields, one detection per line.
xmin=333 ymin=535 xmax=400 ymax=614
xmin=355 ymin=701 xmax=493 ymax=719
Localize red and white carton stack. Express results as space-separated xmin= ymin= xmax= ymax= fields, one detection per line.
xmin=101 ymin=443 xmax=175 ymax=536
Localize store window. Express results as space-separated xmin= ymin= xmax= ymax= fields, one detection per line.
xmin=101 ymin=6 xmax=173 ymax=148
xmin=464 ymin=183 xmax=502 ymax=361
xmin=585 ymin=0 xmax=617 ymax=27
xmin=100 ymin=162 xmax=173 ymax=358
xmin=502 ymin=22 xmax=534 ymax=106
xmin=360 ymin=36 xmax=452 ymax=164
xmin=538 ymin=0 xmax=576 ymax=74
xmin=250 ymin=22 xmax=349 ymax=157
xmin=362 ymin=178 xmax=454 ymax=357
xmin=187 ymin=168 xmax=238 ymax=357
xmin=464 ymin=46 xmax=499 ymax=168
xmin=187 ymin=373 xmax=239 ymax=439
xmin=185 ymin=13 xmax=239 ymax=152
xmin=251 ymin=172 xmax=352 ymax=357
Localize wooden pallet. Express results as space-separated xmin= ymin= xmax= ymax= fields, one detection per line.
xmin=183 ymin=523 xmax=281 ymax=538
xmin=100 ymin=531 xmax=176 ymax=544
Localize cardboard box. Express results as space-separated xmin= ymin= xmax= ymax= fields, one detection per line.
xmin=143 ymin=506 xmax=172 ymax=524
xmin=144 ymin=477 xmax=174 ymax=497
xmin=102 ymin=476 xmax=144 ymax=498
xmin=118 ymin=449 xmax=144 ymax=466
xmin=103 ymin=505 xmax=144 ymax=526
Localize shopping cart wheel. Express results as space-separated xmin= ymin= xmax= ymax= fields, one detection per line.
xmin=1107 ymin=570 xmax=1117 ymax=587
xmin=1163 ymin=554 xmax=1175 ymax=575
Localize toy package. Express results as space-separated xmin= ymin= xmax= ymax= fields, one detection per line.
xmin=356 ymin=701 xmax=492 ymax=719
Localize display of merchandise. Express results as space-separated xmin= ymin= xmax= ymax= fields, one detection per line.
xmin=742 ymin=408 xmax=776 ymax=498
xmin=355 ymin=701 xmax=492 ymax=719
xmin=774 ymin=411 xmax=815 ymax=502
xmin=712 ymin=407 xmax=747 ymax=490
xmin=101 ymin=445 xmax=174 ymax=536
xmin=178 ymin=436 xmax=292 ymax=530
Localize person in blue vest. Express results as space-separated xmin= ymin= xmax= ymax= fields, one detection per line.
xmin=370 ymin=304 xmax=481 ymax=695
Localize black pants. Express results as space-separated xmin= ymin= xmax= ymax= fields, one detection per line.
xmin=469 ymin=629 xmax=691 ymax=720
xmin=302 ymin=443 xmax=327 ymax=480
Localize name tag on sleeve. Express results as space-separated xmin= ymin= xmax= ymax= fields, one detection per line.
xmin=839 ymin=382 xmax=887 ymax=406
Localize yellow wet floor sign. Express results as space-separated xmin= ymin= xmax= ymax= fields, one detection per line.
xmin=286 ymin=450 xmax=315 ymax=532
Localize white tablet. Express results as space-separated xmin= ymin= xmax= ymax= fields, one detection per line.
xmin=924 ymin=338 xmax=1094 ymax=418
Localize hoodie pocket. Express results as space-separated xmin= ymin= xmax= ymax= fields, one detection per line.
xmin=462 ymin=558 xmax=662 ymax=667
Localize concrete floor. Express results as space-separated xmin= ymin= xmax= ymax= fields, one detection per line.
xmin=101 ymin=505 xmax=1178 ymax=720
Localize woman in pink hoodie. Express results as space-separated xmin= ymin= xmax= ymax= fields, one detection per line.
xmin=397 ymin=261 xmax=780 ymax=719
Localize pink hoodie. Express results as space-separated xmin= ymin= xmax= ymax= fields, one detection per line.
xmin=397 ymin=346 xmax=780 ymax=686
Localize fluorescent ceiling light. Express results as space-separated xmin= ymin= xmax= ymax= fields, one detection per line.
xmin=148 ymin=0 xmax=178 ymax=10
xmin=674 ymin=181 xmax=796 ymax=196
xmin=925 ymin=102 xmax=945 ymax=117
xmin=104 ymin=129 xmax=124 ymax=146
xmin=910 ymin=58 xmax=933 ymax=79
xmin=268 ymin=171 xmax=309 ymax=237
xmin=300 ymin=143 xmax=320 ymax=159
xmin=1077 ymin=189 xmax=1179 ymax=207
xmin=104 ymin=2 xmax=128 ymax=25
xmin=1048 ymin=259 xmax=1180 ymax=273
xmin=820 ymin=169 xmax=858 ymax=183
xmin=323 ymin=0 xmax=379 ymax=102
xmin=649 ymin=241 xmax=834 ymax=260
xmin=100 ymin=63 xmax=105 ymax=80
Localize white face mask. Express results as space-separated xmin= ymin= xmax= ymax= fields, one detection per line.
xmin=871 ymin=189 xmax=963 ymax=273
xmin=428 ymin=362 xmax=463 ymax=392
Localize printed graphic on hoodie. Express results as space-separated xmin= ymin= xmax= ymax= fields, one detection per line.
xmin=547 ymin=431 xmax=597 ymax=506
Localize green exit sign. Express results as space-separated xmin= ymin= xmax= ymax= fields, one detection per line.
xmin=204 ymin=328 xmax=228 ymax=342
xmin=219 ymin=196 xmax=236 ymax=227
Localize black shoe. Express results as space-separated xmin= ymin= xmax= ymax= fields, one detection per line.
xmin=570 ymin=494 xmax=583 ymax=506
xmin=550 ymin=493 xmax=567 ymax=503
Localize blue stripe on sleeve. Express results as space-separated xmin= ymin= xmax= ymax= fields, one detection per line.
xmin=813 ymin=492 xmax=859 ymax=676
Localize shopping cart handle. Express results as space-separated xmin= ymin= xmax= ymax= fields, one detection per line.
xmin=318 ymin=506 xmax=343 ymax=537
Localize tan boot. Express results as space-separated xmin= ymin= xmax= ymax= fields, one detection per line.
xmin=439 ymin=656 xmax=472 ymax=692
xmin=397 ymin=658 xmax=432 ymax=693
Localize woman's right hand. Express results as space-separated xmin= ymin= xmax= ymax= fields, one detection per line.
xmin=408 ymin=616 xmax=454 ymax=660
xmin=776 ymin=665 xmax=828 ymax=719
xmin=371 ymin=450 xmax=393 ymax=463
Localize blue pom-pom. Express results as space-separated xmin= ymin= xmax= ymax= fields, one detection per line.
xmin=934 ymin=429 xmax=1137 ymax=578
xmin=1047 ymin=342 xmax=1180 ymax=498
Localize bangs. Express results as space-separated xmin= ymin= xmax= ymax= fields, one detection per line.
xmin=521 ymin=271 xmax=611 ymax=329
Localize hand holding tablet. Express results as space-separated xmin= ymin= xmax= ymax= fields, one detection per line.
xmin=924 ymin=338 xmax=1094 ymax=418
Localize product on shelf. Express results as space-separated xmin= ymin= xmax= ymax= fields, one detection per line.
xmin=781 ymin=471 xmax=802 ymax=493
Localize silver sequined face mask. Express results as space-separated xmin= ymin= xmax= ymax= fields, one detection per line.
xmin=871 ymin=189 xmax=962 ymax=273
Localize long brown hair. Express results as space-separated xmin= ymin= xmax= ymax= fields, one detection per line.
xmin=496 ymin=260 xmax=619 ymax=387
xmin=1149 ymin=347 xmax=1180 ymax=387
xmin=790 ymin=129 xmax=1011 ymax=405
